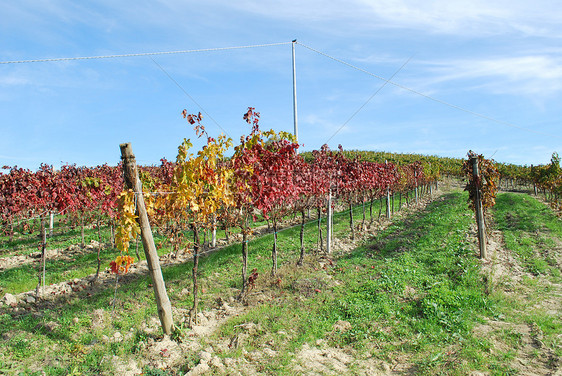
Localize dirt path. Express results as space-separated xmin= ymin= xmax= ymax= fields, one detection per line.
xmin=476 ymin=207 xmax=562 ymax=376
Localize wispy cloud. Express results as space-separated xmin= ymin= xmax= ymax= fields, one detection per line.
xmin=357 ymin=0 xmax=562 ymax=37
xmin=195 ymin=0 xmax=562 ymax=38
xmin=413 ymin=54 xmax=562 ymax=97
xmin=5 ymin=0 xmax=562 ymax=49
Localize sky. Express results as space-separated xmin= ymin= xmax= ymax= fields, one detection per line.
xmin=1 ymin=0 xmax=561 ymax=171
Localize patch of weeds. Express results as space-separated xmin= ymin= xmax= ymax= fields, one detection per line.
xmin=528 ymin=314 xmax=562 ymax=345
xmin=488 ymin=362 xmax=519 ymax=376
xmin=0 ymin=359 xmax=25 ymax=375
xmin=7 ymin=334 xmax=34 ymax=360
xmin=498 ymin=328 xmax=524 ymax=348
xmin=415 ymin=350 xmax=462 ymax=376
xmin=142 ymin=366 xmax=176 ymax=376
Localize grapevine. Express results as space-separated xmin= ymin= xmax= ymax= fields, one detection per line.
xmin=462 ymin=151 xmax=500 ymax=215
xmin=111 ymin=189 xmax=138 ymax=274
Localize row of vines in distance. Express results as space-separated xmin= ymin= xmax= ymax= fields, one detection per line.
xmin=3 ymin=142 xmax=558 ymax=245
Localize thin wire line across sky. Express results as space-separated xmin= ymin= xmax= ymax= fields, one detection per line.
xmin=297 ymin=42 xmax=562 ymax=141
xmin=149 ymin=57 xmax=231 ymax=138
xmin=0 ymin=42 xmax=292 ymax=65
xmin=325 ymin=54 xmax=414 ymax=144
xmin=2 ymin=40 xmax=560 ymax=141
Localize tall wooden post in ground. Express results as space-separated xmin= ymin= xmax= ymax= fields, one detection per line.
xmin=36 ymin=227 xmax=47 ymax=298
xmin=386 ymin=189 xmax=391 ymax=219
xmin=531 ymin=165 xmax=537 ymax=196
xmin=415 ymin=171 xmax=419 ymax=204
xmin=326 ymin=189 xmax=333 ymax=254
xmin=471 ymin=156 xmax=487 ymax=259
xmin=385 ymin=161 xmax=391 ymax=219
xmin=120 ymin=143 xmax=174 ymax=335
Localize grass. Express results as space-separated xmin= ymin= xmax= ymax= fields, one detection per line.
xmin=491 ymin=192 xmax=562 ymax=360
xmin=322 ymin=193 xmax=497 ymax=374
xmin=0 ymin=190 xmax=426 ymax=375
xmin=208 ymin=192 xmax=500 ymax=375
xmin=1 ymin=189 xmax=560 ymax=375
xmin=494 ymin=193 xmax=562 ymax=279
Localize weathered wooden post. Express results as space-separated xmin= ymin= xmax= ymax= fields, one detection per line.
xmin=120 ymin=143 xmax=174 ymax=335
xmin=471 ymin=156 xmax=487 ymax=259
xmin=326 ymin=188 xmax=333 ymax=254
xmin=415 ymin=170 xmax=419 ymax=204
xmin=531 ymin=165 xmax=537 ymax=196
xmin=385 ymin=161 xmax=391 ymax=219
xmin=36 ymin=227 xmax=47 ymax=299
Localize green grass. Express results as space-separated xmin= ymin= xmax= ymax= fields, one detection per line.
xmin=491 ymin=192 xmax=562 ymax=360
xmin=0 ymin=190 xmax=425 ymax=375
xmin=493 ymin=193 xmax=562 ymax=280
xmin=324 ymin=193 xmax=496 ymax=374
xmin=1 ymin=189 xmax=560 ymax=375
xmin=208 ymin=192 xmax=502 ymax=375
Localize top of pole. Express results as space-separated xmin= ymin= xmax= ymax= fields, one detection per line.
xmin=119 ymin=142 xmax=134 ymax=158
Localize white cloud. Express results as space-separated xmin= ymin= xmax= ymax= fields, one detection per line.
xmin=195 ymin=0 xmax=562 ymax=38
xmin=362 ymin=0 xmax=562 ymax=37
xmin=414 ymin=54 xmax=562 ymax=96
xmin=4 ymin=0 xmax=562 ymax=49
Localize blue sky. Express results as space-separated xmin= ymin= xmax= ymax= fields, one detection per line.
xmin=1 ymin=0 xmax=561 ymax=170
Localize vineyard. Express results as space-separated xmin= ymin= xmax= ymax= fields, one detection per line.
xmin=0 ymin=110 xmax=561 ymax=375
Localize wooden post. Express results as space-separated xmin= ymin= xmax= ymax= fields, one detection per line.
xmin=531 ymin=165 xmax=537 ymax=196
xmin=385 ymin=161 xmax=391 ymax=219
xmin=239 ymin=217 xmax=249 ymax=298
xmin=190 ymin=224 xmax=200 ymax=326
xmin=317 ymin=207 xmax=324 ymax=252
xmin=386 ymin=189 xmax=391 ymax=219
xmin=271 ymin=220 xmax=278 ymax=276
xmin=81 ymin=217 xmax=85 ymax=247
xmin=349 ymin=203 xmax=355 ymax=241
xmin=415 ymin=171 xmax=419 ymax=204
xmin=8 ymin=220 xmax=13 ymax=243
xmin=94 ymin=218 xmax=102 ymax=281
xmin=471 ymin=157 xmax=487 ymax=259
xmin=36 ymin=227 xmax=47 ymax=298
xmin=42 ymin=228 xmax=46 ymax=296
xmin=327 ymin=189 xmax=332 ymax=254
xmin=297 ymin=209 xmax=306 ymax=266
xmin=120 ymin=143 xmax=174 ymax=335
